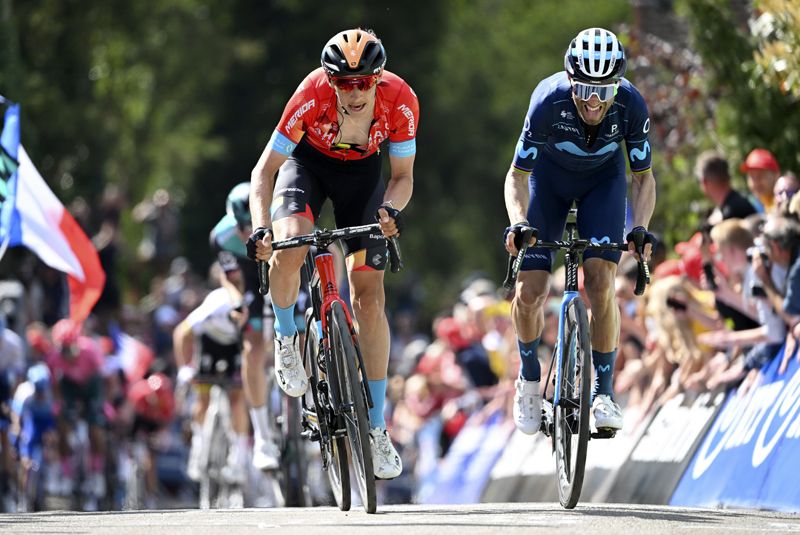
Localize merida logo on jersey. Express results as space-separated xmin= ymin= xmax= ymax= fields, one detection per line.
xmin=630 ymin=141 xmax=651 ymax=162
xmin=398 ymin=104 xmax=415 ymax=136
xmin=285 ymin=99 xmax=316 ymax=134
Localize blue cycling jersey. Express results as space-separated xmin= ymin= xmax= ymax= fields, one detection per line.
xmin=512 ymin=72 xmax=652 ymax=174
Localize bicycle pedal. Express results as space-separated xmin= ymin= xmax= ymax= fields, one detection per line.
xmin=590 ymin=428 xmax=617 ymax=439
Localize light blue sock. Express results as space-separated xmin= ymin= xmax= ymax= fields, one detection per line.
xmin=592 ymin=349 xmax=617 ymax=398
xmin=367 ymin=378 xmax=387 ymax=429
xmin=272 ymin=302 xmax=297 ymax=338
xmin=518 ymin=338 xmax=541 ymax=382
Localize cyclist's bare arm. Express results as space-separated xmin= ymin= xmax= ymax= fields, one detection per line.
xmin=504 ymin=165 xmax=532 ymax=255
xmin=630 ymin=168 xmax=656 ymax=230
xmin=173 ymin=320 xmax=194 ymax=368
xmin=629 ymin=167 xmax=657 ymax=260
xmin=250 ymin=147 xmax=290 ymax=229
xmin=384 ymin=154 xmax=415 ymax=210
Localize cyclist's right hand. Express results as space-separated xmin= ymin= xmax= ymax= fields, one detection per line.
xmin=503 ymin=222 xmax=537 ymax=256
xmin=246 ymin=227 xmax=273 ymax=261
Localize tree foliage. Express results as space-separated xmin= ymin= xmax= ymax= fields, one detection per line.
xmin=7 ymin=0 xmax=797 ymax=319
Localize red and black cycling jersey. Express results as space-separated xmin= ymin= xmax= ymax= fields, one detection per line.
xmin=267 ymin=68 xmax=419 ymax=161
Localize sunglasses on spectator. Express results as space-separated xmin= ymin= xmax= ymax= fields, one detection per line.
xmin=329 ymin=75 xmax=379 ymax=92
xmin=571 ymin=80 xmax=618 ymax=102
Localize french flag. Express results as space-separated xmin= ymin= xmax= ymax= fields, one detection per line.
xmin=0 ymin=101 xmax=105 ymax=323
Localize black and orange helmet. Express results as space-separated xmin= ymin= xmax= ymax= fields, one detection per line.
xmin=321 ymin=29 xmax=386 ymax=78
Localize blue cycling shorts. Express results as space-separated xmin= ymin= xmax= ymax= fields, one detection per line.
xmin=522 ymin=151 xmax=628 ymax=272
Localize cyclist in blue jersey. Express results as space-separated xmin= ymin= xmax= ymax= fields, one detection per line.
xmin=503 ymin=28 xmax=656 ymax=435
xmin=209 ymin=183 xmax=286 ymax=470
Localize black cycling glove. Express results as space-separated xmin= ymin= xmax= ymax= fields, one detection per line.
xmin=503 ymin=222 xmax=535 ymax=251
xmin=376 ymin=203 xmax=405 ymax=234
xmin=626 ymin=226 xmax=658 ymax=254
xmin=246 ymin=227 xmax=272 ymax=261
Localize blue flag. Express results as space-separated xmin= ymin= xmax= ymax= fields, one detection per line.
xmin=0 ymin=102 xmax=21 ymax=247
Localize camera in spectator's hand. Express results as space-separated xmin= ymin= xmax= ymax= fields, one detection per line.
xmin=751 ymin=284 xmax=767 ymax=298
xmin=746 ymin=242 xmax=769 ymax=263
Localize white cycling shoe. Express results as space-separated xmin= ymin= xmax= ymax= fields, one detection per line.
xmin=593 ymin=394 xmax=623 ymax=430
xmin=369 ymin=427 xmax=402 ymax=480
xmin=274 ymin=334 xmax=308 ymax=397
xmin=252 ymin=436 xmax=281 ymax=471
xmin=513 ymin=378 xmax=542 ymax=435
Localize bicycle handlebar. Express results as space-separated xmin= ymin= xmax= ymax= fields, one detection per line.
xmin=502 ymin=226 xmax=651 ymax=296
xmin=256 ymin=224 xmax=403 ymax=295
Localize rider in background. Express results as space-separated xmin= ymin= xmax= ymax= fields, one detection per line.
xmin=247 ymin=28 xmax=418 ymax=479
xmin=210 ymin=184 xmax=281 ymax=470
xmin=125 ymin=372 xmax=176 ymax=507
xmin=503 ymin=28 xmax=656 ymax=435
xmin=174 ymin=252 xmax=251 ymax=484
xmin=0 ymin=315 xmax=25 ymax=498
xmin=45 ymin=318 xmax=108 ymax=503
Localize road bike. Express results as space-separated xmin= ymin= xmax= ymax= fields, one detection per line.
xmin=503 ymin=208 xmax=649 ymax=508
xmin=258 ymin=224 xmax=402 ymax=514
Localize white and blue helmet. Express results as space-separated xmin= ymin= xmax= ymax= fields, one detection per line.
xmin=564 ymin=28 xmax=626 ymax=84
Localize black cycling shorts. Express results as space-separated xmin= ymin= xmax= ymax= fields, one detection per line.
xmin=194 ymin=334 xmax=242 ymax=385
xmin=271 ymin=138 xmax=388 ymax=271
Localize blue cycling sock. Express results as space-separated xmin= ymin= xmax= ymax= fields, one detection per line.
xmin=272 ymin=302 xmax=297 ymax=338
xmin=592 ymin=349 xmax=617 ymax=398
xmin=367 ymin=378 xmax=387 ymax=429
xmin=518 ymin=338 xmax=541 ymax=382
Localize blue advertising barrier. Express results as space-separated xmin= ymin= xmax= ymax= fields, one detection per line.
xmin=670 ymin=345 xmax=800 ymax=512
xmin=418 ymin=409 xmax=514 ymax=504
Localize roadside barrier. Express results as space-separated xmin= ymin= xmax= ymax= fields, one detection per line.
xmin=671 ymin=345 xmax=800 ymax=512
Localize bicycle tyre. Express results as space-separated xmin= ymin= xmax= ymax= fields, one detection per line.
xmin=306 ymin=310 xmax=350 ymax=510
xmin=281 ymin=394 xmax=311 ymax=506
xmin=553 ymin=297 xmax=592 ymax=509
xmin=329 ymin=301 xmax=376 ymax=514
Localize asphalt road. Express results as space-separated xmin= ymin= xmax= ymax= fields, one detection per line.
xmin=2 ymin=503 xmax=800 ymax=535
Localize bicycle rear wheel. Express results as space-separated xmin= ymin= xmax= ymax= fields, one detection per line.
xmin=553 ymin=297 xmax=592 ymax=509
xmin=329 ymin=302 xmax=376 ymax=514
xmin=305 ymin=310 xmax=350 ymax=510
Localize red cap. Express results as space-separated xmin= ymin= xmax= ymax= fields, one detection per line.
xmin=740 ymin=149 xmax=780 ymax=173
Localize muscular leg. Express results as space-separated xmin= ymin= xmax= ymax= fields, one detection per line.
xmin=241 ymin=329 xmax=267 ymax=408
xmin=583 ymin=258 xmax=619 ymax=352
xmin=269 ymin=215 xmax=313 ymax=311
xmin=228 ymin=388 xmax=249 ymax=436
xmin=348 ymin=269 xmax=390 ymax=428
xmin=513 ymin=270 xmax=551 ymax=342
xmin=583 ymin=257 xmax=620 ymax=398
xmin=349 ymin=270 xmax=389 ymax=380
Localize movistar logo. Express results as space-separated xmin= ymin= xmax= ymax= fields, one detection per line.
xmin=520 ymin=349 xmax=536 ymax=357
xmin=590 ymin=236 xmax=611 ymax=244
xmin=630 ymin=141 xmax=651 ymax=162
xmin=597 ymin=364 xmax=611 ymax=373
xmin=516 ymin=140 xmax=538 ymax=160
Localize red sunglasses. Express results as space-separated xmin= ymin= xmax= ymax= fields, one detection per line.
xmin=329 ymin=75 xmax=379 ymax=92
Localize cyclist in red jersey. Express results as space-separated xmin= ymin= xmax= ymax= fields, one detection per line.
xmin=247 ymin=28 xmax=417 ymax=480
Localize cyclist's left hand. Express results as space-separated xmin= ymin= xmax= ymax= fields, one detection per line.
xmin=626 ymin=226 xmax=657 ymax=263
xmin=376 ymin=204 xmax=405 ymax=238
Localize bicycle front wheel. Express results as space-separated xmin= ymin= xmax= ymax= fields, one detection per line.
xmin=305 ymin=310 xmax=350 ymax=510
xmin=553 ymin=297 xmax=592 ymax=509
xmin=329 ymin=301 xmax=377 ymax=514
